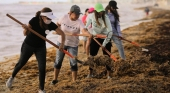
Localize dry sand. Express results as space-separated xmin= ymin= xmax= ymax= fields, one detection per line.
xmin=0 ymin=6 xmax=170 ymax=93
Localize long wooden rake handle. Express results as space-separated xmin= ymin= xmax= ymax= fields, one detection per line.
xmin=93 ymin=37 xmax=117 ymax=61
xmin=6 ymin=14 xmax=74 ymax=58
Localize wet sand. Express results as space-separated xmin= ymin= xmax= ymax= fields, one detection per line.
xmin=0 ymin=6 xmax=170 ymax=93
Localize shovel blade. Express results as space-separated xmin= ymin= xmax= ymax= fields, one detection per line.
xmin=110 ymin=55 xmax=117 ymax=61
xmin=142 ymin=48 xmax=149 ymax=52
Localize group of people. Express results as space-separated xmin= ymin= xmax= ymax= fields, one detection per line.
xmin=6 ymin=1 xmax=126 ymax=93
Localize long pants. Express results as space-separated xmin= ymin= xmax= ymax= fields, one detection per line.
xmin=112 ymin=32 xmax=126 ymax=60
xmin=12 ymin=42 xmax=46 ymax=90
xmin=89 ymin=38 xmax=112 ymax=71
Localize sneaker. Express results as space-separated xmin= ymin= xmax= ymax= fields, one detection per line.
xmin=39 ymin=90 xmax=45 ymax=93
xmin=51 ymin=80 xmax=58 ymax=85
xmin=86 ymin=74 xmax=94 ymax=78
xmin=6 ymin=77 xmax=14 ymax=88
xmin=107 ymin=76 xmax=112 ymax=79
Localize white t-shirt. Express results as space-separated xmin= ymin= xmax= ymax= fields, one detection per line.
xmin=57 ymin=14 xmax=85 ymax=47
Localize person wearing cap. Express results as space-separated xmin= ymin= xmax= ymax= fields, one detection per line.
xmin=85 ymin=3 xmax=113 ymax=79
xmin=6 ymin=7 xmax=65 ymax=93
xmin=51 ymin=5 xmax=92 ymax=84
xmin=105 ymin=0 xmax=126 ymax=60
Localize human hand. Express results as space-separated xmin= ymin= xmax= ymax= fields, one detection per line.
xmin=22 ymin=24 xmax=28 ymax=30
xmin=101 ymin=46 xmax=106 ymax=50
xmin=117 ymin=36 xmax=123 ymax=40
xmin=52 ymin=31 xmax=57 ymax=34
xmin=59 ymin=43 xmax=64 ymax=51
xmin=89 ymin=34 xmax=93 ymax=38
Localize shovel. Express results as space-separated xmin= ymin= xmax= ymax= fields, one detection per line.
xmin=93 ymin=37 xmax=117 ymax=61
xmin=6 ymin=14 xmax=84 ymax=63
xmin=96 ymin=34 xmax=149 ymax=52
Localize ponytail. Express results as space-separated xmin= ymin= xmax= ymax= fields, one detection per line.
xmin=36 ymin=11 xmax=41 ymax=17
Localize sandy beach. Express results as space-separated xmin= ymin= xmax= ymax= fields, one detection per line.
xmin=0 ymin=5 xmax=170 ymax=93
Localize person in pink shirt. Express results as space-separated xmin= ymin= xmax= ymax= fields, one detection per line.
xmin=81 ymin=7 xmax=94 ymax=54
xmin=82 ymin=8 xmax=89 ymax=25
xmin=81 ymin=8 xmax=89 ymax=53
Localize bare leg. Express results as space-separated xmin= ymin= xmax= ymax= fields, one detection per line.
xmin=86 ymin=37 xmax=91 ymax=56
xmin=83 ymin=41 xmax=86 ymax=53
xmin=72 ymin=71 xmax=77 ymax=82
xmin=53 ymin=68 xmax=60 ymax=80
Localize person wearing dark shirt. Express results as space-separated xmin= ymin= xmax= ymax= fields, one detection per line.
xmin=6 ymin=7 xmax=65 ymax=93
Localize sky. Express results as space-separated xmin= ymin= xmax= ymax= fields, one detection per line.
xmin=0 ymin=0 xmax=67 ymax=4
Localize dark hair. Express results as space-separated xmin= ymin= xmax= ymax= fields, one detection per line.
xmin=84 ymin=8 xmax=89 ymax=15
xmin=85 ymin=8 xmax=89 ymax=13
xmin=94 ymin=10 xmax=106 ymax=27
xmin=105 ymin=5 xmax=119 ymax=21
xmin=35 ymin=7 xmax=52 ymax=29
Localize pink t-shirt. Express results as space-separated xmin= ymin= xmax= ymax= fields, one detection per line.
xmin=81 ymin=15 xmax=87 ymax=24
xmin=57 ymin=14 xmax=85 ymax=47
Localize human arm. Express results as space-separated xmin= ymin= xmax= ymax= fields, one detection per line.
xmin=54 ymin=17 xmax=65 ymax=50
xmin=53 ymin=22 xmax=61 ymax=34
xmin=116 ymin=21 xmax=122 ymax=36
xmin=23 ymin=24 xmax=32 ymax=36
xmin=102 ymin=16 xmax=113 ymax=47
xmin=80 ymin=18 xmax=92 ymax=37
xmin=85 ymin=14 xmax=92 ymax=29
xmin=55 ymin=27 xmax=65 ymax=50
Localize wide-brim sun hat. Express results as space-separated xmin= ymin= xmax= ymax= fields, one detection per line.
xmin=40 ymin=12 xmax=56 ymax=19
xmin=94 ymin=3 xmax=105 ymax=12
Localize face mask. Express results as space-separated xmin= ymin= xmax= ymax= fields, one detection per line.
xmin=44 ymin=19 xmax=51 ymax=24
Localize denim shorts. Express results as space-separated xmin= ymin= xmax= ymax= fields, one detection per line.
xmin=54 ymin=42 xmax=78 ymax=71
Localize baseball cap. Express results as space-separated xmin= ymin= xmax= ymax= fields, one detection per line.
xmin=70 ymin=5 xmax=82 ymax=15
xmin=88 ymin=7 xmax=94 ymax=13
xmin=109 ymin=0 xmax=118 ymax=9
xmin=94 ymin=3 xmax=105 ymax=12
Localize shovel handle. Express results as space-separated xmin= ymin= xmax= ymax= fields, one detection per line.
xmin=93 ymin=38 xmax=117 ymax=61
xmin=96 ymin=34 xmax=141 ymax=47
xmin=6 ymin=14 xmax=75 ymax=58
xmin=7 ymin=14 xmax=24 ymax=25
xmin=64 ymin=33 xmax=89 ymax=37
